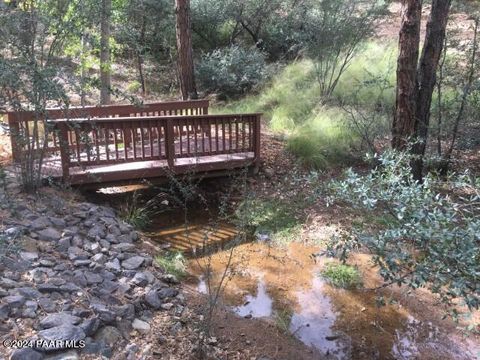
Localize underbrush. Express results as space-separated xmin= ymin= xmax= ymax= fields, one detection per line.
xmin=326 ymin=150 xmax=480 ymax=315
xmin=321 ymin=263 xmax=362 ymax=289
xmin=155 ymin=251 xmax=187 ymax=279
xmin=214 ymin=41 xmax=396 ymax=170
xmin=286 ymin=109 xmax=359 ymax=169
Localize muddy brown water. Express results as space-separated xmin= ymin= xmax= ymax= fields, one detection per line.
xmin=89 ymin=186 xmax=480 ymax=360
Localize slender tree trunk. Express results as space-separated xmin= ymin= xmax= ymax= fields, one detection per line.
xmin=392 ymin=0 xmax=451 ymax=181
xmin=411 ymin=0 xmax=451 ymax=180
xmin=175 ymin=0 xmax=198 ymax=100
xmin=392 ymin=0 xmax=422 ymax=150
xmin=137 ymin=13 xmax=146 ymax=97
xmin=100 ymin=0 xmax=111 ymax=105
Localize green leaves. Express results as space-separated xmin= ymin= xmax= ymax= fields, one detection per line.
xmin=327 ymin=150 xmax=480 ymax=313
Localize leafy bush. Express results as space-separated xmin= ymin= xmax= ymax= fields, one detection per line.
xmin=196 ymin=45 xmax=268 ymax=99
xmin=326 ymin=150 xmax=480 ymax=314
xmin=321 ymin=263 xmax=362 ymax=289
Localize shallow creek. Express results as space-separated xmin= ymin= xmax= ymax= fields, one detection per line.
xmin=89 ymin=187 xmax=479 ymax=360
xmin=154 ymin=223 xmax=478 ymax=360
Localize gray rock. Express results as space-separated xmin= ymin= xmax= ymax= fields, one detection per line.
xmin=38 ymin=325 xmax=86 ymax=345
xmin=37 ymin=228 xmax=61 ymax=242
xmin=91 ymin=253 xmax=106 ymax=264
xmin=44 ymin=350 xmax=79 ymax=360
xmin=117 ymin=234 xmax=132 ymax=243
xmin=11 ymin=348 xmax=44 ymax=360
xmin=57 ymin=237 xmax=71 ymax=251
xmin=39 ymin=297 xmax=56 ymax=313
xmin=90 ymin=303 xmax=116 ymax=324
xmin=84 ymin=272 xmax=103 ymax=285
xmin=121 ymin=256 xmax=145 ymax=270
xmin=105 ymin=259 xmax=121 ymax=272
xmin=19 ymin=251 xmax=39 ymax=262
xmin=0 ymin=303 xmax=10 ymax=320
xmin=144 ymin=290 xmax=161 ymax=309
xmin=30 ymin=217 xmax=52 ymax=231
xmin=87 ymin=225 xmax=106 ymax=240
xmin=4 ymin=295 xmax=25 ymax=307
xmin=38 ymin=284 xmax=62 ymax=293
xmin=112 ymin=304 xmax=135 ymax=320
xmin=161 ymin=303 xmax=174 ymax=310
xmin=112 ymin=243 xmax=135 ymax=252
xmin=132 ymin=318 xmax=150 ymax=334
xmin=40 ymin=312 xmax=81 ymax=329
xmin=158 ymin=287 xmax=179 ymax=299
xmin=72 ymin=271 xmax=87 ymax=287
xmin=39 ymin=259 xmax=55 ymax=267
xmin=16 ymin=287 xmax=41 ymax=299
xmin=80 ymin=317 xmax=101 ymax=337
xmin=94 ymin=326 xmax=123 ymax=346
xmin=73 ymin=260 xmax=91 ymax=267
xmin=29 ymin=269 xmax=46 ymax=283
xmin=68 ymin=247 xmax=89 ymax=261
xmin=50 ymin=217 xmax=66 ymax=228
xmin=131 ymin=272 xmax=148 ymax=287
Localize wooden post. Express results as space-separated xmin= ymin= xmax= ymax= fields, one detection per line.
xmin=7 ymin=113 xmax=21 ymax=163
xmin=166 ymin=118 xmax=175 ymax=170
xmin=254 ymin=114 xmax=261 ymax=172
xmin=58 ymin=122 xmax=71 ymax=182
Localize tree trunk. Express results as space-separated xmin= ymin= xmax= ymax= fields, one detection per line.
xmin=100 ymin=0 xmax=111 ymax=105
xmin=137 ymin=13 xmax=146 ymax=97
xmin=392 ymin=0 xmax=451 ymax=181
xmin=175 ymin=0 xmax=198 ymax=100
xmin=392 ymin=0 xmax=422 ymax=150
xmin=411 ymin=0 xmax=451 ymax=180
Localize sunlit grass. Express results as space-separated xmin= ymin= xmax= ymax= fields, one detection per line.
xmin=214 ymin=41 xmax=397 ymax=169
xmin=321 ymin=263 xmax=362 ymax=289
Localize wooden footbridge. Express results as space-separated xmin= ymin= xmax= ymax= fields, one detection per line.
xmin=7 ymin=100 xmax=261 ymax=186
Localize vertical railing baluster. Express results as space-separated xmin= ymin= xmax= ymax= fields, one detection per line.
xmin=215 ymin=118 xmax=219 ymax=153
xmin=166 ymin=118 xmax=174 ymax=168
xmin=149 ymin=121 xmax=154 ymax=159
xmin=58 ymin=122 xmax=70 ymax=181
xmin=132 ymin=125 xmax=137 ymax=160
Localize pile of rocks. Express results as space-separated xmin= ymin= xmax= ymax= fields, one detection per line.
xmin=0 ymin=194 xmax=184 ymax=360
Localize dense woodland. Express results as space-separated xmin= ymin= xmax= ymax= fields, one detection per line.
xmin=0 ymin=0 xmax=479 ymax=359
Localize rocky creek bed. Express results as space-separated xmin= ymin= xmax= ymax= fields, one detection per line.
xmin=0 ymin=177 xmax=227 ymax=360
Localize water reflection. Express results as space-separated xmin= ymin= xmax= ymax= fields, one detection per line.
xmin=290 ymin=276 xmax=349 ymax=358
xmin=232 ymin=276 xmax=273 ymax=318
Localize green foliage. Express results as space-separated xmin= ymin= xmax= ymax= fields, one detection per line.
xmin=321 ymin=263 xmax=362 ymax=289
xmin=304 ymin=0 xmax=388 ymax=97
xmin=326 ymin=150 xmax=480 ymax=311
xmin=286 ymin=109 xmax=358 ymax=169
xmin=119 ymin=191 xmax=156 ymax=230
xmin=155 ymin=251 xmax=187 ymax=279
xmin=236 ymin=198 xmax=303 ymax=244
xmin=196 ymin=45 xmax=268 ymax=99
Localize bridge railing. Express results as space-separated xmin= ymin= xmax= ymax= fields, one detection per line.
xmin=50 ymin=113 xmax=261 ymax=181
xmin=6 ymin=100 xmax=210 ymax=163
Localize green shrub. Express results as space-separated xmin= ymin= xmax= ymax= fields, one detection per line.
xmin=119 ymin=191 xmax=155 ymax=230
xmin=286 ymin=108 xmax=358 ymax=169
xmin=196 ymin=45 xmax=268 ymax=99
xmin=156 ymin=251 xmax=187 ymax=279
xmin=327 ymin=150 xmax=480 ymax=313
xmin=321 ymin=263 xmax=362 ymax=289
